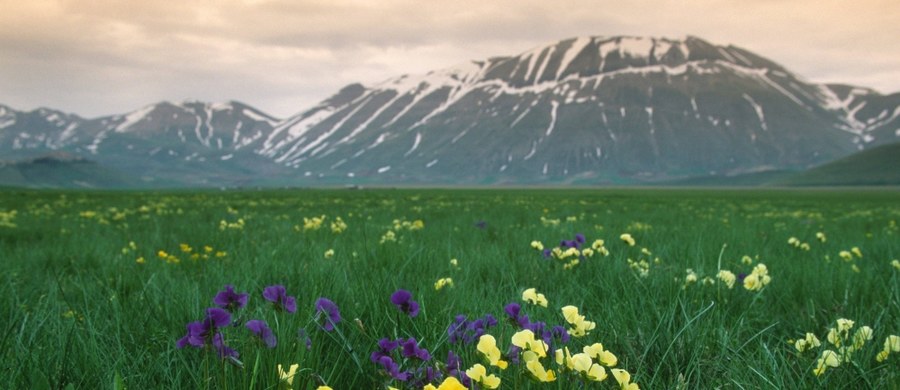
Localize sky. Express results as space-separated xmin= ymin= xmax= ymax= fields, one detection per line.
xmin=1 ymin=0 xmax=898 ymax=119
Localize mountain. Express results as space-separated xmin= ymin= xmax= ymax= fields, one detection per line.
xmin=0 ymin=152 xmax=136 ymax=188
xmin=1 ymin=35 xmax=898 ymax=187
xmin=772 ymin=142 xmax=900 ymax=186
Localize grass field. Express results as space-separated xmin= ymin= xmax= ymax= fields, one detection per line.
xmin=1 ymin=188 xmax=898 ymax=389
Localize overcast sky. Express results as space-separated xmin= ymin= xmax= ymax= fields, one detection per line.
xmin=1 ymin=0 xmax=898 ymax=119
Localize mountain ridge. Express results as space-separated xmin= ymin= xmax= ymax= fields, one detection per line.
xmin=1 ymin=34 xmax=898 ymax=187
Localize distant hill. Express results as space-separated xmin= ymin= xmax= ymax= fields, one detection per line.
xmin=1 ymin=34 xmax=898 ymax=187
xmin=773 ymin=142 xmax=900 ymax=186
xmin=0 ymin=153 xmax=137 ymax=188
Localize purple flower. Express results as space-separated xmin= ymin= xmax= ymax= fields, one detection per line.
xmin=376 ymin=356 xmax=411 ymax=381
xmin=177 ymin=307 xmax=231 ymax=349
xmin=400 ymin=337 xmax=431 ymax=361
xmin=446 ymin=351 xmax=471 ymax=387
xmin=262 ymin=285 xmax=297 ymax=313
xmin=542 ymin=248 xmax=553 ymax=258
xmin=314 ymin=297 xmax=342 ymax=331
xmin=575 ymin=233 xmax=586 ymax=244
xmin=298 ymin=328 xmax=312 ymax=350
xmin=370 ymin=337 xmax=400 ymax=363
xmin=390 ymin=289 xmax=420 ymax=317
xmin=504 ymin=302 xmax=530 ymax=328
xmin=213 ymin=285 xmax=248 ymax=311
xmin=212 ymin=332 xmax=239 ymax=359
xmin=245 ymin=319 xmax=276 ymax=348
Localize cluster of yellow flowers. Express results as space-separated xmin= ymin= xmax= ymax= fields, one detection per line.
xmin=793 ymin=318 xmax=894 ymax=376
xmin=522 ymin=288 xmax=548 ymax=307
xmin=539 ymin=216 xmax=560 ymax=227
xmin=434 ymin=277 xmax=453 ymax=290
xmin=219 ymin=217 xmax=245 ymax=230
xmin=392 ymin=218 xmax=424 ymax=231
xmin=299 ymin=215 xmax=326 ymax=231
xmin=787 ymin=237 xmax=811 ymax=251
xmin=742 ymin=263 xmax=771 ymax=291
xmin=379 ymin=230 xmax=397 ymax=244
xmin=627 ymin=259 xmax=650 ymax=278
xmin=155 ymin=244 xmax=226 ymax=264
xmin=620 ymin=233 xmax=636 ymax=247
xmin=0 ymin=210 xmax=18 ymax=228
xmin=562 ymin=305 xmax=596 ymax=337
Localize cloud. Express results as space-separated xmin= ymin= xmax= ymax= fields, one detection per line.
xmin=0 ymin=0 xmax=898 ymax=117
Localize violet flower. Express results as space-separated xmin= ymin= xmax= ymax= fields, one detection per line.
xmin=245 ymin=319 xmax=276 ymax=348
xmin=262 ymin=285 xmax=297 ymax=313
xmin=212 ymin=332 xmax=239 ymax=359
xmin=390 ymin=289 xmax=420 ymax=317
xmin=213 ymin=285 xmax=248 ymax=312
xmin=400 ymin=337 xmax=431 ymax=361
xmin=314 ymin=297 xmax=342 ymax=331
xmin=177 ymin=307 xmax=231 ymax=349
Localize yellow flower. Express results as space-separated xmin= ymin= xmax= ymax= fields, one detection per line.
xmin=851 ymin=247 xmax=862 ymax=258
xmin=812 ymin=350 xmax=840 ymax=376
xmin=743 ymin=263 xmax=771 ymax=291
xmin=620 ymin=233 xmax=635 ymax=247
xmin=450 ymin=258 xmax=459 ymax=267
xmin=852 ymin=326 xmax=873 ymax=350
xmin=135 ymin=257 xmax=145 ymax=265
xmin=561 ymin=305 xmax=596 ymax=337
xmin=611 ymin=368 xmax=639 ymax=389
xmin=683 ymin=269 xmax=698 ymax=287
xmin=522 ymin=351 xmax=556 ymax=382
xmin=570 ymin=352 xmax=607 ymax=381
xmin=434 ymin=277 xmax=453 ymax=290
xmin=839 ymin=250 xmax=853 ymax=261
xmin=316 ymin=387 xmax=332 ymax=390
xmin=591 ymin=239 xmax=606 ymax=251
xmin=277 ymin=363 xmax=299 ymax=385
xmin=892 ymin=260 xmax=900 ymax=270
xmin=794 ymin=333 xmax=821 ymax=352
xmin=531 ymin=240 xmax=544 ymax=251
xmin=583 ymin=343 xmax=618 ymax=366
xmin=788 ymin=237 xmax=800 ymax=247
xmin=716 ymin=270 xmax=736 ymax=289
xmin=887 ymin=335 xmax=900 ymax=352
xmin=800 ymin=243 xmax=810 ymax=251
xmin=836 ymin=318 xmax=854 ymax=332
xmin=512 ymin=329 xmax=549 ymax=358
xmin=324 ymin=249 xmax=334 ymax=259
xmin=816 ymin=232 xmax=826 ymax=242
xmin=465 ymin=364 xmax=501 ymax=389
xmin=431 ymin=376 xmax=467 ymax=390
xmin=179 ymin=243 xmax=192 ymax=253
xmin=522 ymin=288 xmax=548 ymax=307
xmin=741 ymin=255 xmax=753 ymax=265
xmin=476 ymin=335 xmax=508 ymax=369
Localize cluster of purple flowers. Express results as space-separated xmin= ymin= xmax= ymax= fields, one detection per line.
xmin=177 ymin=284 xmax=342 ymax=362
xmin=447 ymin=314 xmax=498 ymax=344
xmin=542 ymin=233 xmax=587 ymax=258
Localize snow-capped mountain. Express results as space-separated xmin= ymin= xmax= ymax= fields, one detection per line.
xmin=2 ymin=35 xmax=898 ymax=187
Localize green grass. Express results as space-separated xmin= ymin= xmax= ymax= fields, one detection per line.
xmin=0 ymin=188 xmax=898 ymax=389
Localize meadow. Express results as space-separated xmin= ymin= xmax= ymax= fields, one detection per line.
xmin=1 ymin=187 xmax=898 ymax=389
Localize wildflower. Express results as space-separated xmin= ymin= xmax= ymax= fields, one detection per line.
xmin=794 ymin=333 xmax=821 ymax=353
xmin=263 ymin=285 xmax=297 ymax=313
xmin=531 ymin=240 xmax=544 ymax=251
xmin=816 ymin=232 xmax=826 ymax=243
xmin=683 ymin=269 xmax=698 ymax=288
xmin=788 ymin=237 xmax=800 ymax=247
xmin=450 ymin=258 xmax=459 ymax=267
xmin=583 ymin=342 xmax=618 ymax=366
xmin=401 ymin=337 xmax=432 ymax=361
xmin=330 ymin=216 xmax=347 ymax=233
xmin=314 ymin=298 xmax=342 ymax=331
xmin=851 ymin=247 xmax=862 ymax=258
xmin=212 ymin=332 xmax=239 ymax=360
xmin=876 ymin=335 xmax=900 ymax=362
xmin=716 ymin=270 xmax=736 ymax=289
xmin=839 ymin=251 xmax=853 ymax=261
xmin=278 ymin=363 xmax=300 ymax=386
xmin=180 ymin=243 xmax=192 ymax=253
xmin=561 ymin=305 xmax=596 ymax=337
xmin=324 ymin=248 xmax=334 ymax=259
xmin=427 ymin=376 xmax=466 ymax=390
xmin=380 ymin=230 xmax=397 ymax=244
xmin=611 ymin=368 xmax=639 ymax=389
xmin=214 ymin=285 xmax=249 ymax=312
xmin=851 ymin=326 xmax=873 ymax=350
xmin=245 ymin=320 xmax=276 ymax=348
xmin=390 ymin=289 xmax=420 ymax=317
xmin=434 ymin=277 xmax=453 ymax=290
xmin=522 ymin=288 xmax=548 ymax=307
xmin=476 ymin=334 xmax=508 ymax=369
xmin=570 ymin=352 xmax=606 ymax=381
xmin=741 ymin=255 xmax=753 ymax=265
xmin=177 ymin=307 xmax=231 ymax=349
xmin=743 ymin=263 xmax=771 ymax=291
xmin=812 ymin=350 xmax=840 ymax=376
xmin=135 ymin=257 xmax=145 ymax=264
xmin=511 ymin=329 xmax=549 ymax=358
xmin=800 ymin=243 xmax=810 ymax=251
xmin=620 ymin=233 xmax=635 ymax=247
xmin=892 ymin=260 xmax=900 ymax=270
xmin=465 ymin=364 xmax=500 ymax=389
xmin=522 ymin=351 xmax=557 ymax=382
xmin=836 ymin=318 xmax=855 ymax=333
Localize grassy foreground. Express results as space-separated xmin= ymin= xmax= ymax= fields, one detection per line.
xmin=1 ymin=188 xmax=898 ymax=389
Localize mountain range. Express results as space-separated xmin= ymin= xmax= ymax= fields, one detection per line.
xmin=2 ymin=35 xmax=898 ymax=188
